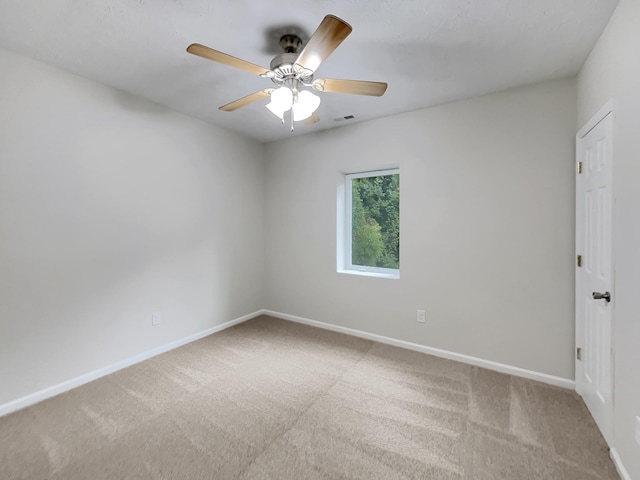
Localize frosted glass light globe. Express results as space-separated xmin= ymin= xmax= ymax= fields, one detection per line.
xmin=265 ymin=86 xmax=294 ymax=119
xmin=293 ymin=90 xmax=321 ymax=121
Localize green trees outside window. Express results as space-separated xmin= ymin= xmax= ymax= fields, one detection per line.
xmin=351 ymin=172 xmax=399 ymax=269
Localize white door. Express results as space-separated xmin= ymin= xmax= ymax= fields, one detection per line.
xmin=575 ymin=103 xmax=614 ymax=445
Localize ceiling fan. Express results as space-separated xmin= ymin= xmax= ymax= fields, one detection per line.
xmin=186 ymin=15 xmax=388 ymax=131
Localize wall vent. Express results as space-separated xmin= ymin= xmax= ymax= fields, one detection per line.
xmin=334 ymin=114 xmax=358 ymax=122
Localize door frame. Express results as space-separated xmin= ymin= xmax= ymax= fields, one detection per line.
xmin=575 ymin=98 xmax=616 ymax=445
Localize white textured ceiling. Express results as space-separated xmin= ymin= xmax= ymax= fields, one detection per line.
xmin=0 ymin=0 xmax=618 ymax=142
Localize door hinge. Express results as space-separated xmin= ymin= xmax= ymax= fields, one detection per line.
xmin=577 ymin=255 xmax=582 ymax=267
xmin=576 ymin=347 xmax=582 ymax=361
xmin=577 ymin=161 xmax=583 ymax=174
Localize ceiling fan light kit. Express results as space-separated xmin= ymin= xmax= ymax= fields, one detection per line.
xmin=186 ymin=14 xmax=388 ymax=132
xmin=264 ymin=77 xmax=321 ymax=125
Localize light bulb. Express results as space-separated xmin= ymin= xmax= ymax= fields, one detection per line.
xmin=293 ymin=90 xmax=321 ymax=121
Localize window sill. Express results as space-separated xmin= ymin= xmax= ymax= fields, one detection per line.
xmin=337 ymin=269 xmax=400 ymax=280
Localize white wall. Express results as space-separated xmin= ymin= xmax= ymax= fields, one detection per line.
xmin=265 ymin=78 xmax=577 ymax=380
xmin=0 ymin=48 xmax=265 ymax=406
xmin=577 ymin=0 xmax=640 ymax=477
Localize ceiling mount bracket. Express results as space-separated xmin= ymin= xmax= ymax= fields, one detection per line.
xmin=280 ymin=34 xmax=303 ymax=54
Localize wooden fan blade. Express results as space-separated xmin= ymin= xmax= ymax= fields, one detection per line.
xmin=219 ymin=90 xmax=271 ymax=112
xmin=294 ymin=15 xmax=352 ymax=74
xmin=313 ymin=78 xmax=388 ymax=96
xmin=304 ymin=112 xmax=320 ymax=125
xmin=187 ymin=44 xmax=268 ymax=76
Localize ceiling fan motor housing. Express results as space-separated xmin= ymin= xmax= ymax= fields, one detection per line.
xmin=269 ymin=53 xmax=313 ymax=86
xmin=269 ymin=53 xmax=298 ymax=72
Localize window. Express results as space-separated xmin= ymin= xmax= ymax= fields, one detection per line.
xmin=340 ymin=169 xmax=399 ymax=278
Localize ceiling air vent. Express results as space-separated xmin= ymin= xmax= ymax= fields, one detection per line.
xmin=334 ymin=114 xmax=358 ymax=122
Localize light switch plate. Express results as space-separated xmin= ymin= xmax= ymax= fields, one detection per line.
xmin=635 ymin=416 xmax=640 ymax=446
xmin=152 ymin=312 xmax=162 ymax=326
xmin=417 ymin=310 xmax=426 ymax=323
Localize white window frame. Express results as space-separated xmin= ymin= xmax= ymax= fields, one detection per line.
xmin=340 ymin=168 xmax=400 ymax=279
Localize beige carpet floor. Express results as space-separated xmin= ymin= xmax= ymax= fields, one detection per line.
xmin=1 ymin=315 xmax=619 ymax=480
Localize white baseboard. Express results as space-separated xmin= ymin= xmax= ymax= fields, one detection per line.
xmin=610 ymin=449 xmax=632 ymax=480
xmin=0 ymin=310 xmax=263 ymax=418
xmin=262 ymin=310 xmax=575 ymax=390
xmin=0 ymin=308 xmax=576 ymax=418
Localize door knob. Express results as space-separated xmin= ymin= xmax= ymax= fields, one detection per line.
xmin=592 ymin=291 xmax=611 ymax=303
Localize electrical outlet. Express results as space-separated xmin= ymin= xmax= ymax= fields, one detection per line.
xmin=417 ymin=310 xmax=426 ymax=323
xmin=151 ymin=312 xmax=162 ymax=326
xmin=635 ymin=416 xmax=640 ymax=446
